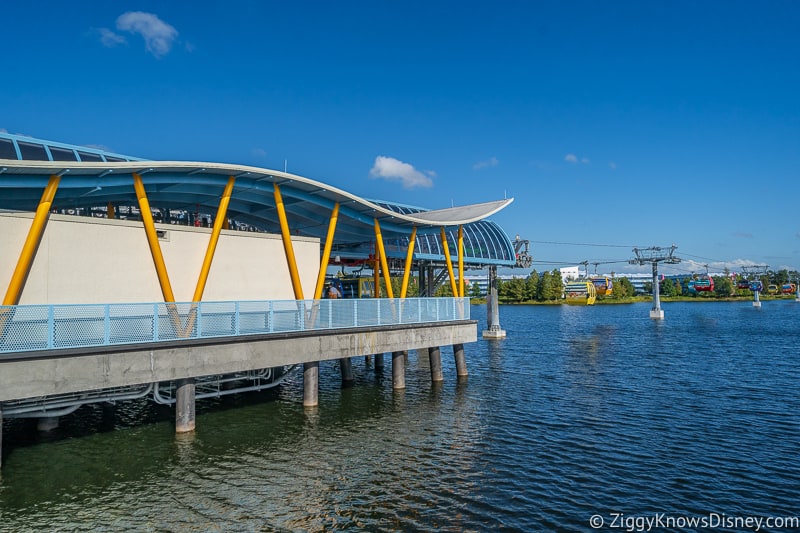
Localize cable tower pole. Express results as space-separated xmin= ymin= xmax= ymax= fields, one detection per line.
xmin=742 ymin=264 xmax=768 ymax=308
xmin=629 ymin=245 xmax=680 ymax=319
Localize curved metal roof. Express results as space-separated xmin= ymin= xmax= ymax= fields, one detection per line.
xmin=0 ymin=133 xmax=517 ymax=266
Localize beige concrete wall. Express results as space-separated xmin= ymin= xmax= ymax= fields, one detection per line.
xmin=0 ymin=213 xmax=320 ymax=305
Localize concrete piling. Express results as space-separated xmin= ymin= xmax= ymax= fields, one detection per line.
xmin=453 ymin=343 xmax=468 ymax=378
xmin=303 ymin=361 xmax=319 ymax=407
xmin=175 ymin=378 xmax=196 ymax=433
xmin=340 ymin=357 xmax=355 ymax=387
xmin=374 ymin=353 xmax=384 ymax=371
xmin=429 ymin=346 xmax=443 ymax=382
xmin=392 ymin=351 xmax=406 ymax=390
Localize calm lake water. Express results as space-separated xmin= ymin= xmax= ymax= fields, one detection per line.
xmin=1 ymin=301 xmax=799 ymax=532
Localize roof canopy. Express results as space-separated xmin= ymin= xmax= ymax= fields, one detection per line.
xmin=0 ymin=133 xmax=517 ymax=267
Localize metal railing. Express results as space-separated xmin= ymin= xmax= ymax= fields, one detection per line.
xmin=0 ymin=297 xmax=470 ymax=354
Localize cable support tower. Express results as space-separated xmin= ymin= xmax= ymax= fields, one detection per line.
xmin=741 ymin=264 xmax=769 ymax=308
xmin=629 ymin=245 xmax=680 ymax=320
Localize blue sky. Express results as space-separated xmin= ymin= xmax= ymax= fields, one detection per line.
xmin=3 ymin=1 xmax=799 ymax=275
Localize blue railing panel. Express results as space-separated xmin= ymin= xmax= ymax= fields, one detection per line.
xmin=0 ymin=297 xmax=470 ymax=354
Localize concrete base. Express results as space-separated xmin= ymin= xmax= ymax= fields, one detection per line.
xmin=482 ymin=328 xmax=506 ymax=339
xmin=649 ymin=308 xmax=664 ymax=320
xmin=374 ymin=353 xmax=384 ymax=371
xmin=37 ymin=416 xmax=60 ymax=432
xmin=753 ymin=301 xmax=762 ymax=308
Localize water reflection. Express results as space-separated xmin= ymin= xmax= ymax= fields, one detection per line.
xmin=2 ymin=302 xmax=800 ymax=531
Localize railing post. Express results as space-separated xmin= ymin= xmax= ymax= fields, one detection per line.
xmin=234 ymin=301 xmax=240 ymax=335
xmin=436 ymin=299 xmax=440 ymax=322
xmin=268 ymin=301 xmax=274 ymax=333
xmin=299 ymin=300 xmax=306 ymax=330
xmin=153 ymin=303 xmax=159 ymax=341
xmin=104 ymin=304 xmax=111 ymax=344
xmin=354 ymin=299 xmax=358 ymax=327
xmin=47 ymin=305 xmax=54 ymax=349
xmin=328 ymin=300 xmax=333 ymax=328
xmin=196 ymin=303 xmax=202 ymax=338
xmin=377 ymin=299 xmax=381 ymax=325
xmin=418 ymin=297 xmax=422 ymax=323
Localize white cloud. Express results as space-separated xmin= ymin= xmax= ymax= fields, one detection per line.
xmin=369 ymin=156 xmax=433 ymax=189
xmin=98 ymin=27 xmax=126 ymax=47
xmin=564 ymin=153 xmax=578 ymax=163
xmin=473 ymin=157 xmax=499 ymax=171
xmin=251 ymin=148 xmax=267 ymax=158
xmin=116 ymin=12 xmax=178 ymax=58
xmin=733 ymin=231 xmax=754 ymax=239
xmin=609 ymin=161 xmax=617 ymax=170
xmin=581 ymin=157 xmax=590 ymax=164
xmin=0 ymin=128 xmax=7 ymax=133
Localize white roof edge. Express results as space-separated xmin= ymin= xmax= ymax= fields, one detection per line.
xmin=0 ymin=159 xmax=513 ymax=226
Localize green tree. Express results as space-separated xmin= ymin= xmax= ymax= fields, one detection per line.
xmin=469 ymin=281 xmax=482 ymax=298
xmin=661 ymin=278 xmax=678 ymax=297
xmin=713 ymin=276 xmax=733 ymax=298
xmin=550 ymin=269 xmax=564 ymax=299
xmin=612 ymin=277 xmax=633 ymax=299
xmin=538 ymin=271 xmax=558 ymax=301
xmin=525 ymin=270 xmax=540 ymax=301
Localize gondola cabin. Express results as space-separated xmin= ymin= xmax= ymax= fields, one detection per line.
xmin=590 ymin=276 xmax=613 ymax=296
xmin=694 ymin=276 xmax=714 ymax=292
xmin=737 ymin=279 xmax=751 ymax=290
xmin=781 ymin=283 xmax=796 ymax=294
xmin=564 ymin=281 xmax=597 ymax=305
xmin=749 ymin=280 xmax=763 ymax=292
xmin=328 ymin=277 xmax=376 ymax=298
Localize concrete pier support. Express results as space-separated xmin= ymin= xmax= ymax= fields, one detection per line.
xmin=374 ymin=353 xmax=384 ymax=372
xmin=340 ymin=357 xmax=355 ymax=387
xmin=392 ymin=351 xmax=406 ymax=389
xmin=175 ymin=378 xmax=196 ymax=433
xmin=37 ymin=416 xmax=60 ymax=432
xmin=303 ymin=361 xmax=319 ymax=407
xmin=753 ymin=290 xmax=762 ymax=308
xmin=483 ymin=265 xmax=506 ymax=338
xmin=364 ymin=354 xmax=372 ymax=366
xmin=649 ymin=262 xmax=664 ymax=320
xmin=453 ymin=343 xmax=468 ymax=378
xmin=429 ymin=346 xmax=443 ymax=382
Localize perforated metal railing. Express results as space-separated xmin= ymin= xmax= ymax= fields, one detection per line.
xmin=0 ymin=297 xmax=470 ymax=354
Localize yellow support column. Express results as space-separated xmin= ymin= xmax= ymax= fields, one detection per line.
xmin=133 ymin=173 xmax=175 ymax=302
xmin=440 ymin=227 xmax=458 ymax=296
xmin=274 ymin=184 xmax=304 ymax=300
xmin=192 ymin=177 xmax=235 ymax=302
xmin=313 ymin=203 xmax=340 ymax=300
xmin=374 ymin=219 xmax=394 ymax=299
xmin=458 ymin=225 xmax=465 ymax=298
xmin=107 ymin=202 xmax=115 ymax=220
xmin=400 ymin=227 xmax=417 ymax=298
xmin=3 ymin=175 xmax=60 ymax=306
